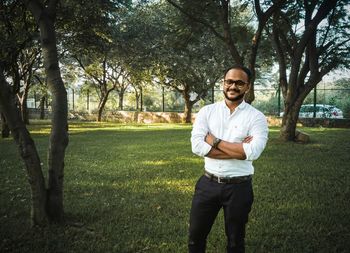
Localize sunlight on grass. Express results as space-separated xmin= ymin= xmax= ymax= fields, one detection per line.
xmin=147 ymin=178 xmax=193 ymax=194
xmin=142 ymin=160 xmax=171 ymax=166
xmin=142 ymin=157 xmax=201 ymax=167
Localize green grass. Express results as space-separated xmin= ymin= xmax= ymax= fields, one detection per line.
xmin=0 ymin=121 xmax=349 ymax=253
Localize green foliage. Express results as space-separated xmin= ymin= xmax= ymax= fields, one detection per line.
xmin=1 ymin=122 xmax=350 ymax=252
xmin=253 ymin=91 xmax=281 ymax=116
xmin=145 ymin=2 xmax=230 ymax=104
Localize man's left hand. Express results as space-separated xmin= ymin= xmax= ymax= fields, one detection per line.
xmin=205 ymin=133 xmax=215 ymax=146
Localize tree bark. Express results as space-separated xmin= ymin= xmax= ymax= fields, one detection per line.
xmin=20 ymin=97 xmax=29 ymax=124
xmin=118 ymin=91 xmax=124 ymax=110
xmin=19 ymin=79 xmax=30 ymax=124
xmin=39 ymin=95 xmax=46 ymax=119
xmin=0 ymin=67 xmax=48 ymax=225
xmin=183 ymin=100 xmax=193 ymax=123
xmin=280 ymin=101 xmax=302 ymax=141
xmin=182 ymin=86 xmax=196 ymax=123
xmin=133 ymin=86 xmax=140 ymax=111
xmin=97 ymin=87 xmax=116 ymax=121
xmin=1 ymin=113 xmax=10 ymax=138
xmin=26 ymin=0 xmax=69 ymax=223
xmin=97 ymin=97 xmax=107 ymax=122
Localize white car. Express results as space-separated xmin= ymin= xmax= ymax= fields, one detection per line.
xmin=280 ymin=104 xmax=344 ymax=119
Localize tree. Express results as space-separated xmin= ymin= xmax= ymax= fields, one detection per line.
xmin=166 ymin=0 xmax=285 ymax=103
xmin=26 ymin=0 xmax=69 ymax=223
xmin=271 ymin=0 xmax=350 ymax=141
xmin=60 ymin=0 xmax=133 ymax=120
xmin=1 ymin=112 xmax=10 ymax=138
xmin=16 ymin=45 xmax=42 ymax=124
xmin=0 ymin=0 xmax=69 ymax=225
xmin=106 ymin=61 xmax=131 ymax=111
xmin=155 ymin=34 xmax=226 ymax=122
xmin=130 ymin=2 xmax=228 ymax=122
xmin=112 ymin=2 xmax=164 ymax=112
xmin=0 ymin=63 xmax=47 ymax=225
xmin=74 ymin=50 xmax=135 ymax=118
xmin=0 ymin=0 xmax=39 ymax=126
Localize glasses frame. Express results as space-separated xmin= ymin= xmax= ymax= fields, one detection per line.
xmin=223 ymin=79 xmax=248 ymax=89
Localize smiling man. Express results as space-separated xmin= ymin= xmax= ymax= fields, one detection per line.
xmin=189 ymin=65 xmax=269 ymax=253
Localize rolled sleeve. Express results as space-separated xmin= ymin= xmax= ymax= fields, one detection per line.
xmin=242 ymin=114 xmax=268 ymax=161
xmin=191 ymin=107 xmax=212 ymax=157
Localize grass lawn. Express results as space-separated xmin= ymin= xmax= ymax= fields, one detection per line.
xmin=0 ymin=121 xmax=349 ymax=253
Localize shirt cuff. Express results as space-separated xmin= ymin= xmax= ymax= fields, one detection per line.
xmin=201 ymin=142 xmax=213 ymax=157
xmin=242 ymin=143 xmax=252 ymax=160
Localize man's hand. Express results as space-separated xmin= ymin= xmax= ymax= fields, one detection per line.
xmin=205 ymin=133 xmax=215 ymax=146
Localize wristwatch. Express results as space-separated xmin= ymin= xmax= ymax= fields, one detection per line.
xmin=212 ymin=137 xmax=221 ymax=149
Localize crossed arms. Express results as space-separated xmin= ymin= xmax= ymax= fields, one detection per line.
xmin=204 ymin=133 xmax=252 ymax=160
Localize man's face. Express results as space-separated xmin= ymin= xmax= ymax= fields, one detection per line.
xmin=223 ymin=69 xmax=250 ymax=102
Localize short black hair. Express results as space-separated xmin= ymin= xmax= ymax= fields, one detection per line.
xmin=224 ymin=65 xmax=252 ymax=83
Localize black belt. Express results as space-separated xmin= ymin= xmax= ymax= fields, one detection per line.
xmin=204 ymin=171 xmax=252 ymax=184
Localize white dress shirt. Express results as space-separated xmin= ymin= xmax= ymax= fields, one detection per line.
xmin=191 ymin=100 xmax=268 ymax=177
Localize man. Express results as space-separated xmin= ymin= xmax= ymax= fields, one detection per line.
xmin=189 ymin=65 xmax=268 ymax=253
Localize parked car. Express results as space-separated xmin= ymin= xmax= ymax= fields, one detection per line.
xmin=280 ymin=104 xmax=344 ymax=119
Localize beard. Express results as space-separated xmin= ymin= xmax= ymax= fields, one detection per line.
xmin=223 ymin=89 xmax=245 ymax=102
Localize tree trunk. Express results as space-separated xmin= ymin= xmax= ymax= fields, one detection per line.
xmin=19 ymin=65 xmax=33 ymax=125
xmin=140 ymin=87 xmax=143 ymax=111
xmin=97 ymin=94 xmax=108 ymax=122
xmin=184 ymin=102 xmax=193 ymax=123
xmin=20 ymin=87 xmax=30 ymax=124
xmin=279 ymin=101 xmax=303 ymax=141
xmin=45 ymin=54 xmax=68 ymax=221
xmin=27 ymin=0 xmax=69 ymax=223
xmin=20 ymin=100 xmax=29 ymax=124
xmin=1 ymin=113 xmax=10 ymax=138
xmin=182 ymin=89 xmax=194 ymax=123
xmin=39 ymin=95 xmax=46 ymax=119
xmin=118 ymin=91 xmax=124 ymax=110
xmin=0 ymin=67 xmax=48 ymax=225
xmin=244 ymin=83 xmax=255 ymax=104
xmin=97 ymin=87 xmax=115 ymax=121
xmin=135 ymin=92 xmax=139 ymax=111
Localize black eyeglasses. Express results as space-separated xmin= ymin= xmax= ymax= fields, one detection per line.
xmin=224 ymin=79 xmax=248 ymax=88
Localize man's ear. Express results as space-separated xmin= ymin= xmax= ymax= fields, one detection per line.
xmin=245 ymin=85 xmax=250 ymax=93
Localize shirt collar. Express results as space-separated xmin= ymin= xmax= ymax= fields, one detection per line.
xmin=237 ymin=100 xmax=247 ymax=110
xmin=221 ymin=100 xmax=247 ymax=110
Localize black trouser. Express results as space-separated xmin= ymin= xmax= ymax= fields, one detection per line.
xmin=188 ymin=175 xmax=254 ymax=253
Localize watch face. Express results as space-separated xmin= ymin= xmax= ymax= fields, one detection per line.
xmin=213 ymin=138 xmax=221 ymax=148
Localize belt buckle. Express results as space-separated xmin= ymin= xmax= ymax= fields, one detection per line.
xmin=217 ymin=176 xmax=224 ymax=184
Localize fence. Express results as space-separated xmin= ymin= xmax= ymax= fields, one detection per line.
xmin=27 ymin=85 xmax=350 ymax=118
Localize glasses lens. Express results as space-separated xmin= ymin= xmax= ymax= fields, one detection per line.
xmin=224 ymin=80 xmax=246 ymax=87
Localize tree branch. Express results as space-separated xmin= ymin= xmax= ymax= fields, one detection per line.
xmin=24 ymin=0 xmax=44 ymax=23
xmin=166 ymin=0 xmax=225 ymax=41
